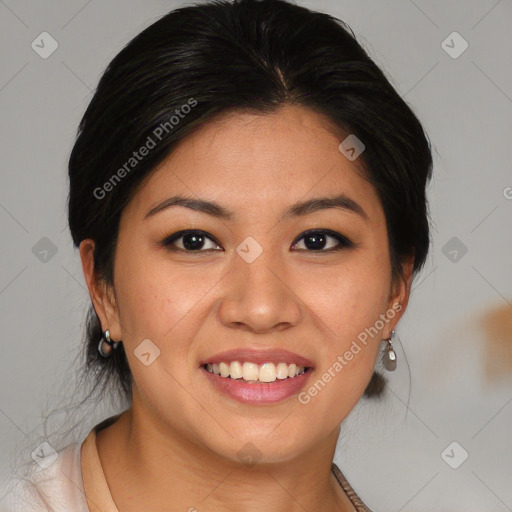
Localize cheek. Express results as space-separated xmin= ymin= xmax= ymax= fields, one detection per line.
xmin=311 ymin=256 xmax=391 ymax=343
xmin=114 ymin=242 xmax=179 ymax=329
xmin=297 ymin=265 xmax=390 ymax=425
xmin=112 ymin=255 xmax=200 ymax=407
xmin=114 ymin=247 xmax=217 ymax=369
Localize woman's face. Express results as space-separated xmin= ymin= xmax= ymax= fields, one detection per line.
xmin=84 ymin=104 xmax=411 ymax=465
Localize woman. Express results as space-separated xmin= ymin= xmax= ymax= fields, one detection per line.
xmin=1 ymin=0 xmax=432 ymax=510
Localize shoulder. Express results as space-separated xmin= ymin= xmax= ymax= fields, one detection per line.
xmin=0 ymin=440 xmax=89 ymax=512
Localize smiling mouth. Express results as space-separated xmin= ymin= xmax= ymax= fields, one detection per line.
xmin=201 ymin=361 xmax=312 ymax=383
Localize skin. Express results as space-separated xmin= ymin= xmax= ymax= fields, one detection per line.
xmin=80 ymin=104 xmax=413 ymax=512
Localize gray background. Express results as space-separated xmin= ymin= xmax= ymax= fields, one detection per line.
xmin=1 ymin=1 xmax=511 ymax=511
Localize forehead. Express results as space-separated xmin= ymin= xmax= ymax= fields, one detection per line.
xmin=123 ymin=104 xmax=383 ymax=223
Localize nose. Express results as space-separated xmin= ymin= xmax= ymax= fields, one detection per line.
xmin=217 ymin=247 xmax=302 ymax=334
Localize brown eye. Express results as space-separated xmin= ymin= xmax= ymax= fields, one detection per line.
xmin=291 ymin=230 xmax=353 ymax=252
xmin=162 ymin=229 xmax=353 ymax=254
xmin=162 ymin=230 xmax=222 ymax=252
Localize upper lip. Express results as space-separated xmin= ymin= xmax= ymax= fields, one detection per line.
xmin=199 ymin=348 xmax=314 ymax=368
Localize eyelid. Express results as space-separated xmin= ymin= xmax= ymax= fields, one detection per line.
xmin=290 ymin=229 xmax=353 ymax=250
xmin=162 ymin=229 xmax=222 ymax=251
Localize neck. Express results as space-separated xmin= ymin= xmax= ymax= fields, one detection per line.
xmin=95 ymin=404 xmax=355 ymax=512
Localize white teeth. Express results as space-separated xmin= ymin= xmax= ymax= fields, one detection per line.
xmin=229 ymin=361 xmax=243 ymax=379
xmin=242 ymin=362 xmax=259 ymax=381
xmin=276 ymin=362 xmax=289 ymax=379
xmin=219 ymin=362 xmax=230 ymax=377
xmin=204 ymin=361 xmax=307 ymax=381
xmin=259 ymin=363 xmax=276 ymax=383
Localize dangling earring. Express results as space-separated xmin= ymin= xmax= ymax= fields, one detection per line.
xmin=382 ymin=330 xmax=397 ymax=371
xmin=98 ymin=329 xmax=120 ymax=358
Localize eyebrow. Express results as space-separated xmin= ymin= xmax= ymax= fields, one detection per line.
xmin=144 ymin=193 xmax=368 ymax=222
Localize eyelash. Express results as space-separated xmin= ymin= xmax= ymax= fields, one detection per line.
xmin=161 ymin=229 xmax=354 ymax=254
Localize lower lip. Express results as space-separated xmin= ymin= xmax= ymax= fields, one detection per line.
xmin=200 ymin=366 xmax=313 ymax=405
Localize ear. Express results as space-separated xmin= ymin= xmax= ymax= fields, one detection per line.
xmin=384 ymin=253 xmax=415 ymax=339
xmin=79 ymin=239 xmax=122 ymax=341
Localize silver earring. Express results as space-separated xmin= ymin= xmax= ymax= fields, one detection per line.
xmin=98 ymin=329 xmax=120 ymax=358
xmin=382 ymin=330 xmax=397 ymax=371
